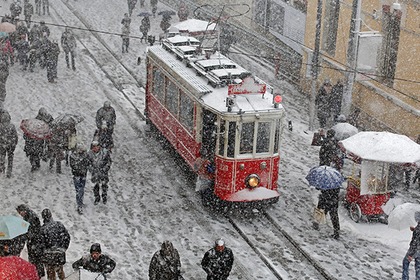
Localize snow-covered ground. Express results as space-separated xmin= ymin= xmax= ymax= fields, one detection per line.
xmin=0 ymin=0 xmax=419 ymax=279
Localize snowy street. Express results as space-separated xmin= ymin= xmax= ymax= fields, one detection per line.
xmin=0 ymin=0 xmax=418 ymax=279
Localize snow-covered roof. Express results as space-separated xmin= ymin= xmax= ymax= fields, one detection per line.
xmin=171 ymin=19 xmax=217 ymax=33
xmin=165 ymin=35 xmax=200 ymax=45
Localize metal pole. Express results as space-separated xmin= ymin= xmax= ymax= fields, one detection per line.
xmin=308 ymin=0 xmax=323 ymax=131
xmin=342 ymin=0 xmax=362 ymax=116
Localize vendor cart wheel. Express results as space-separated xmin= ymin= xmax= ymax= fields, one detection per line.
xmin=349 ymin=202 xmax=362 ymax=223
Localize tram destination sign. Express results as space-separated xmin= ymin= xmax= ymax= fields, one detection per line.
xmin=228 ymin=77 xmax=266 ymax=95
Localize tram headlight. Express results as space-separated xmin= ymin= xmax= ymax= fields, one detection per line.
xmin=245 ymin=174 xmax=260 ymax=189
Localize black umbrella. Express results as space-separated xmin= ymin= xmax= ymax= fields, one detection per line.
xmin=51 ymin=114 xmax=84 ymax=129
xmin=137 ymin=12 xmax=153 ymax=17
xmin=158 ymin=10 xmax=176 ymax=16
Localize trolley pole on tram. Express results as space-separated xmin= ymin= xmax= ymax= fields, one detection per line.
xmin=308 ymin=0 xmax=323 ymax=131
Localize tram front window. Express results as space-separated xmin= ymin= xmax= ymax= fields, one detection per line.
xmin=256 ymin=122 xmax=270 ymax=153
xmin=240 ymin=122 xmax=254 ymax=154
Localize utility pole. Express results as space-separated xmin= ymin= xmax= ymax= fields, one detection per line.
xmin=342 ymin=0 xmax=362 ymax=116
xmin=308 ymin=0 xmax=323 ymax=131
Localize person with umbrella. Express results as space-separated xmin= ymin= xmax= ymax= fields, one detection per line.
xmin=0 ymin=110 xmax=18 ymax=178
xmin=16 ymin=204 xmax=45 ymax=279
xmin=306 ymin=166 xmax=344 ymax=239
xmin=0 ymin=215 xmax=29 ymax=257
xmin=402 ymin=211 xmax=420 ymax=280
xmin=40 ymin=209 xmax=70 ymax=280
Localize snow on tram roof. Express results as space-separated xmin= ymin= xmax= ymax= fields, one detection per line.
xmin=165 ymin=35 xmax=200 ymax=45
xmin=147 ymin=46 xmax=284 ymax=114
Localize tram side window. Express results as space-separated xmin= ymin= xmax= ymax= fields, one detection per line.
xmin=274 ymin=119 xmax=281 ymax=154
xmin=256 ymin=122 xmax=270 ymax=153
xmin=180 ymin=92 xmax=194 ymax=132
xmin=218 ymin=119 xmax=226 ymax=156
xmin=240 ymin=122 xmax=254 ymax=154
xmin=166 ymin=79 xmax=179 ymax=116
xmin=227 ymin=121 xmax=236 ymax=158
xmin=153 ymin=68 xmax=164 ymax=101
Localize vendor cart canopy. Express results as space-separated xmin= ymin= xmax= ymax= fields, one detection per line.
xmin=339 ymin=131 xmax=420 ymax=167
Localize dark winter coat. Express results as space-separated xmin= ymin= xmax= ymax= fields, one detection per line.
xmin=39 ymin=24 xmax=50 ymax=38
xmin=16 ymin=38 xmax=30 ymax=60
xmin=48 ymin=126 xmax=67 ymax=161
xmin=331 ymin=83 xmax=343 ymax=116
xmin=23 ymin=133 xmax=44 ymax=157
xmin=201 ymin=247 xmax=234 ymax=279
xmin=121 ymin=15 xmax=131 ymax=27
xmin=317 ymin=188 xmax=340 ymax=212
xmin=93 ymin=128 xmax=114 ymax=150
xmin=28 ymin=25 xmax=39 ymax=43
xmin=19 ymin=206 xmax=43 ymax=259
xmin=45 ymin=41 xmax=60 ymax=63
xmin=319 ymin=130 xmax=338 ymax=167
xmin=72 ymin=254 xmax=116 ymax=274
xmin=24 ymin=2 xmax=34 ymax=17
xmin=149 ymin=242 xmax=181 ymax=280
xmin=61 ymin=30 xmax=76 ymax=53
xmin=315 ymin=86 xmax=332 ymax=120
xmin=70 ymin=150 xmax=90 ymax=177
xmin=96 ymin=106 xmax=116 ymax=133
xmin=0 ymin=60 xmax=8 ymax=102
xmin=88 ymin=147 xmax=112 ymax=183
xmin=0 ymin=111 xmax=18 ymax=150
xmin=10 ymin=1 xmax=22 ymax=18
xmin=40 ymin=217 xmax=70 ymax=253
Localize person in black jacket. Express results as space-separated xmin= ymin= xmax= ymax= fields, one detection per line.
xmin=201 ymin=239 xmax=234 ymax=280
xmin=313 ymin=188 xmax=341 ymax=239
xmin=319 ymin=129 xmax=340 ymax=171
xmin=16 ymin=204 xmax=45 ymax=279
xmin=0 ymin=111 xmax=18 ymax=177
xmin=72 ymin=243 xmax=116 ymax=276
xmin=88 ymin=141 xmax=112 ymax=205
xmin=70 ymin=143 xmax=91 ymax=215
xmin=96 ymin=101 xmax=116 ymax=136
xmin=40 ymin=209 xmax=70 ymax=280
xmin=402 ymin=211 xmax=420 ymax=280
xmin=315 ymin=78 xmax=333 ymax=129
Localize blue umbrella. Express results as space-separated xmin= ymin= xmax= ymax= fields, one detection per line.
xmin=0 ymin=215 xmax=30 ymax=240
xmin=0 ymin=32 xmax=8 ymax=38
xmin=305 ymin=165 xmax=344 ymax=190
xmin=137 ymin=12 xmax=153 ymax=17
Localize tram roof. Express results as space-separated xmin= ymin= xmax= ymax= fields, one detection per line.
xmin=147 ymin=45 xmax=285 ymax=115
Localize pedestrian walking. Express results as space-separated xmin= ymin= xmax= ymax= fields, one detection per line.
xmin=61 ymin=28 xmax=77 ymax=70
xmin=127 ymin=0 xmax=137 ymax=17
xmin=42 ymin=0 xmax=49 ymax=15
xmin=201 ymin=239 xmax=234 ymax=280
xmin=24 ymin=121 xmax=46 ymax=172
xmin=149 ymin=240 xmax=182 ymax=280
xmin=72 ymin=243 xmax=116 ymax=277
xmin=35 ymin=0 xmax=41 ymax=15
xmin=402 ymin=212 xmax=420 ymax=280
xmin=121 ymin=13 xmax=131 ymax=27
xmin=0 ymin=111 xmax=18 ymax=178
xmin=312 ymin=187 xmax=341 ymax=239
xmin=96 ymin=101 xmax=116 ymax=136
xmin=40 ymin=209 xmax=71 ymax=280
xmin=16 ymin=204 xmax=45 ymax=279
xmin=151 ymin=0 xmax=158 ymax=17
xmin=160 ymin=15 xmax=171 ymax=33
xmin=0 ymin=36 xmax=14 ymax=66
xmin=315 ymin=78 xmax=333 ymax=129
xmin=15 ymin=35 xmax=30 ymax=70
xmin=39 ymin=21 xmax=50 ymax=38
xmin=331 ymin=79 xmax=344 ymax=122
xmin=23 ymin=0 xmax=34 ymax=28
xmin=121 ymin=19 xmax=130 ymax=53
xmin=88 ymin=141 xmax=112 ymax=205
xmin=139 ymin=16 xmax=150 ymax=43
xmin=318 ymin=129 xmax=340 ymax=170
xmin=70 ymin=143 xmax=90 ymax=214
xmin=0 ymin=59 xmax=9 ymax=106
xmin=177 ymin=2 xmax=189 ymax=22
xmin=48 ymin=122 xmax=67 ymax=173
xmin=45 ymin=40 xmax=60 ymax=83
xmin=10 ymin=0 xmax=22 ymax=22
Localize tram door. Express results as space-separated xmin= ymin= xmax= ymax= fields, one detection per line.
xmin=201 ymin=110 xmax=217 ymax=163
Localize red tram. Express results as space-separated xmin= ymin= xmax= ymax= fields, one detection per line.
xmin=144 ymin=36 xmax=285 ymax=203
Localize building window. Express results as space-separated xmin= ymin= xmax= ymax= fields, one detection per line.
xmin=152 ymin=68 xmax=164 ymax=101
xmin=377 ymin=5 xmax=401 ymax=86
xmin=321 ymin=0 xmax=340 ymax=56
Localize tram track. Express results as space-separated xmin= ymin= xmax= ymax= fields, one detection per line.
xmin=226 ymin=209 xmax=336 ymax=280
xmin=50 ymin=1 xmax=339 ymax=278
